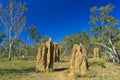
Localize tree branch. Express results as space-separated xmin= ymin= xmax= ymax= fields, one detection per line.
xmin=92 ymin=43 xmax=114 ymax=53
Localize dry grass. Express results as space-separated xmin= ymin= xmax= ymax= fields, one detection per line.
xmin=0 ymin=57 xmax=120 ymax=80
xmin=77 ymin=58 xmax=120 ymax=80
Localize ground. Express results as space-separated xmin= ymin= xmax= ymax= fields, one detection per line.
xmin=0 ymin=57 xmax=120 ymax=80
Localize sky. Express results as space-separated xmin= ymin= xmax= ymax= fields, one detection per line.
xmin=0 ymin=0 xmax=120 ymax=45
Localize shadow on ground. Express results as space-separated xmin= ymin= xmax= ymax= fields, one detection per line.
xmin=54 ymin=68 xmax=68 ymax=72
xmin=60 ymin=61 xmax=69 ymax=63
xmin=0 ymin=67 xmax=36 ymax=76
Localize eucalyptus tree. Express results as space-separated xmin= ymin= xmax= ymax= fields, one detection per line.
xmin=90 ymin=4 xmax=120 ymax=63
xmin=12 ymin=39 xmax=26 ymax=58
xmin=0 ymin=0 xmax=27 ymax=60
xmin=28 ymin=25 xmax=52 ymax=56
xmin=60 ymin=31 xmax=90 ymax=59
xmin=28 ymin=25 xmax=41 ymax=43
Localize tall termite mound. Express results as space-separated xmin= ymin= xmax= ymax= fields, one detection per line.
xmin=70 ymin=44 xmax=88 ymax=75
xmin=45 ymin=38 xmax=54 ymax=71
xmin=36 ymin=44 xmax=47 ymax=72
xmin=93 ymin=48 xmax=100 ymax=58
xmin=36 ymin=38 xmax=54 ymax=72
xmin=53 ymin=42 xmax=60 ymax=62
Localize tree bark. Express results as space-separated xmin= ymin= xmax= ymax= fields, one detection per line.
xmin=8 ymin=43 xmax=12 ymax=61
xmin=8 ymin=29 xmax=12 ymax=61
xmin=105 ymin=51 xmax=115 ymax=63
xmin=93 ymin=42 xmax=120 ymax=63
xmin=108 ymin=39 xmax=120 ymax=63
xmin=60 ymin=46 xmax=68 ymax=60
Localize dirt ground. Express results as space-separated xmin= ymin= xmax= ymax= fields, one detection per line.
xmin=0 ymin=57 xmax=120 ymax=80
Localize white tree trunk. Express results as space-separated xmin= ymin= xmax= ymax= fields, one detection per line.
xmin=25 ymin=44 xmax=28 ymax=59
xmin=93 ymin=41 xmax=120 ymax=63
xmin=8 ymin=43 xmax=12 ymax=61
xmin=8 ymin=30 xmax=12 ymax=61
xmin=60 ymin=47 xmax=68 ymax=60
xmin=105 ymin=51 xmax=115 ymax=63
xmin=0 ymin=0 xmax=26 ymax=61
xmin=108 ymin=39 xmax=120 ymax=63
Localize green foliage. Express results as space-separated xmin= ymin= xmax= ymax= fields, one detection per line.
xmin=0 ymin=0 xmax=27 ymax=60
xmin=96 ymin=59 xmax=106 ymax=68
xmin=28 ymin=25 xmax=41 ymax=43
xmin=0 ymin=46 xmax=5 ymax=55
xmin=90 ymin=4 xmax=119 ymax=41
xmin=1 ymin=37 xmax=38 ymax=58
xmin=39 ymin=35 xmax=50 ymax=45
xmin=27 ymin=45 xmax=38 ymax=56
xmin=0 ymin=32 xmax=6 ymax=42
xmin=96 ymin=59 xmax=106 ymax=80
xmin=59 ymin=31 xmax=90 ymax=55
xmin=90 ymin=4 xmax=120 ymax=55
xmin=12 ymin=39 xmax=38 ymax=57
xmin=12 ymin=39 xmax=27 ymax=56
xmin=0 ymin=0 xmax=27 ymax=34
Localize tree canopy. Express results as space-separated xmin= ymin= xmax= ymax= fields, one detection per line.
xmin=90 ymin=4 xmax=120 ymax=63
xmin=0 ymin=0 xmax=27 ymax=60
